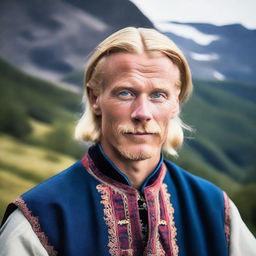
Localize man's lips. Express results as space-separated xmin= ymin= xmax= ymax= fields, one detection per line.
xmin=124 ymin=132 xmax=156 ymax=139
xmin=125 ymin=132 xmax=154 ymax=135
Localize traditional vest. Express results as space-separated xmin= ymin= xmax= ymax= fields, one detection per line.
xmin=2 ymin=144 xmax=230 ymax=256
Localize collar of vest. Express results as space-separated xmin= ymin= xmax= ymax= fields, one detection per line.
xmin=82 ymin=143 xmax=165 ymax=193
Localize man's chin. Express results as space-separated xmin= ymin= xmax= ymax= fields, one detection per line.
xmin=117 ymin=145 xmax=155 ymax=161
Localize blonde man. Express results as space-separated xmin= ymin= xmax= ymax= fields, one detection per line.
xmin=1 ymin=27 xmax=255 ymax=256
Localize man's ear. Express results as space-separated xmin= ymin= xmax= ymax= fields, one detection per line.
xmin=87 ymin=87 xmax=102 ymax=116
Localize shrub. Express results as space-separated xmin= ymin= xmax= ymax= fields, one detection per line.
xmin=44 ymin=124 xmax=85 ymax=158
xmin=0 ymin=101 xmax=32 ymax=138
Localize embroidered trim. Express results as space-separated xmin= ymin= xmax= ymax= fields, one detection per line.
xmin=223 ymin=192 xmax=231 ymax=247
xmin=96 ymin=184 xmax=120 ymax=256
xmin=144 ymin=189 xmax=160 ymax=255
xmin=155 ymin=233 xmax=166 ymax=256
xmin=161 ymin=184 xmax=179 ymax=256
xmin=87 ymin=155 xmax=174 ymax=255
xmin=121 ymin=192 xmax=133 ymax=251
xmin=13 ymin=197 xmax=57 ymax=256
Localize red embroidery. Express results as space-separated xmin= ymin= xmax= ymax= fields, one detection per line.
xmin=96 ymin=184 xmax=121 ymax=256
xmin=85 ymin=153 xmax=179 ymax=256
xmin=13 ymin=197 xmax=58 ymax=256
xmin=223 ymin=192 xmax=231 ymax=247
xmin=161 ymin=184 xmax=179 ymax=256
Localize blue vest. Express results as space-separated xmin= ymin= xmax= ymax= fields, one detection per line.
xmin=2 ymin=144 xmax=229 ymax=256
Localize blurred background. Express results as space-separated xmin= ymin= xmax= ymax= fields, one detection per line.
xmin=0 ymin=0 xmax=255 ymax=234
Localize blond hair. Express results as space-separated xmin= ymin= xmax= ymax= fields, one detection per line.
xmin=75 ymin=27 xmax=193 ymax=156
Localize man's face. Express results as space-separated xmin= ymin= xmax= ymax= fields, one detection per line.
xmin=90 ymin=52 xmax=180 ymax=162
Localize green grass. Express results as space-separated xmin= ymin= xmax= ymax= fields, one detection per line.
xmin=0 ymin=170 xmax=36 ymax=221
xmin=0 ymin=135 xmax=76 ymax=177
xmin=0 ymin=134 xmax=77 ymax=221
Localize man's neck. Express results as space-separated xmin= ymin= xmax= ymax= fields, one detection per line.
xmin=116 ymin=158 xmax=160 ymax=189
xmin=100 ymin=144 xmax=161 ymax=189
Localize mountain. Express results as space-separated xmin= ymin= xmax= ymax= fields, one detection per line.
xmin=155 ymin=21 xmax=256 ymax=84
xmin=63 ymin=21 xmax=256 ymax=88
xmin=178 ymin=79 xmax=256 ymax=183
xmin=0 ymin=56 xmax=86 ymax=158
xmin=0 ymin=0 xmax=153 ymax=88
xmin=1 ymin=1 xmax=256 ymax=86
xmin=63 ymin=0 xmax=153 ymax=29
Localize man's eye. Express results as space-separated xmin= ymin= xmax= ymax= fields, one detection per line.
xmin=151 ymin=92 xmax=166 ymax=99
xmin=118 ymin=90 xmax=132 ymax=97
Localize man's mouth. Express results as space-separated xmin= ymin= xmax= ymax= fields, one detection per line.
xmin=124 ymin=132 xmax=156 ymax=139
xmin=125 ymin=132 xmax=154 ymax=135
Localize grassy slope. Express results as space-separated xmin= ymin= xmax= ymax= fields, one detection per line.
xmin=179 ymin=80 xmax=256 ymax=183
xmin=0 ymin=58 xmax=84 ymax=220
xmin=0 ymin=132 xmax=77 ymax=221
xmin=0 ymin=58 xmax=80 ymax=122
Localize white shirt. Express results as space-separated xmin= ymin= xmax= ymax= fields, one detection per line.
xmin=0 ymin=199 xmax=255 ymax=256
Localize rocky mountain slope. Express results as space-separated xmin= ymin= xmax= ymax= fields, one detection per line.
xmin=0 ymin=0 xmax=153 ymax=87
xmin=156 ymin=21 xmax=256 ymax=84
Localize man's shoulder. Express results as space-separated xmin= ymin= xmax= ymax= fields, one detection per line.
xmin=164 ymin=159 xmax=223 ymax=196
xmin=1 ymin=159 xmax=97 ymax=227
xmin=21 ymin=160 xmax=94 ymax=201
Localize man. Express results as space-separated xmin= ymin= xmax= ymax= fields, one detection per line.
xmin=0 ymin=27 xmax=255 ymax=256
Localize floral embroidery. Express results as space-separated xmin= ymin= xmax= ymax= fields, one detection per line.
xmin=96 ymin=184 xmax=120 ymax=256
xmin=121 ymin=192 xmax=133 ymax=251
xmin=223 ymin=192 xmax=231 ymax=247
xmin=96 ymin=182 xmax=179 ymax=256
xmin=155 ymin=238 xmax=166 ymax=256
xmin=13 ymin=197 xmax=57 ymax=256
xmin=161 ymin=184 xmax=179 ymax=256
xmin=85 ymin=154 xmax=179 ymax=256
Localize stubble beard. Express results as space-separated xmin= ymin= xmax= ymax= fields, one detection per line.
xmin=115 ymin=123 xmax=164 ymax=161
xmin=116 ymin=145 xmax=153 ymax=161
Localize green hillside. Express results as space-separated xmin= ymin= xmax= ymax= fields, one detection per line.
xmin=0 ymin=133 xmax=77 ymax=221
xmin=0 ymin=57 xmax=80 ymax=129
xmin=0 ymin=57 xmax=255 ymax=234
xmin=179 ymin=79 xmax=256 ymax=183
xmin=0 ymin=58 xmax=86 ymax=158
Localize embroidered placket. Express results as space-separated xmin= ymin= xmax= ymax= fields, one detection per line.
xmin=83 ymin=154 xmax=179 ymax=256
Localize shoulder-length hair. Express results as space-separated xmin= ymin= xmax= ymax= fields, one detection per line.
xmin=75 ymin=27 xmax=193 ymax=156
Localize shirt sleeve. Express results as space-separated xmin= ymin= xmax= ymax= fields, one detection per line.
xmin=0 ymin=208 xmax=48 ymax=256
xmin=229 ymin=199 xmax=256 ymax=256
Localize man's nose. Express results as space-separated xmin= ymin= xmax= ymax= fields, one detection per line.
xmin=131 ymin=96 xmax=153 ymax=122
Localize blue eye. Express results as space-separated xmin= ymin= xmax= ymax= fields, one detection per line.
xmin=118 ymin=90 xmax=134 ymax=99
xmin=151 ymin=92 xmax=165 ymax=99
xmin=119 ymin=91 xmax=131 ymax=96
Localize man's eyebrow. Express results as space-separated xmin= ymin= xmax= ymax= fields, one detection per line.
xmin=111 ymin=85 xmax=134 ymax=90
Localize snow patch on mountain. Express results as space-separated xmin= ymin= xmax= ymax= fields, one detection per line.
xmin=213 ymin=71 xmax=225 ymax=81
xmin=190 ymin=52 xmax=219 ymax=61
xmin=155 ymin=22 xmax=220 ymax=45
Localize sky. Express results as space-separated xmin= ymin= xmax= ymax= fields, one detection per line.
xmin=130 ymin=0 xmax=256 ymax=29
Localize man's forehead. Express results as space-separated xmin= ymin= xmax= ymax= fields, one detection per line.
xmin=101 ymin=52 xmax=179 ymax=76
xmin=95 ymin=52 xmax=181 ymax=93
